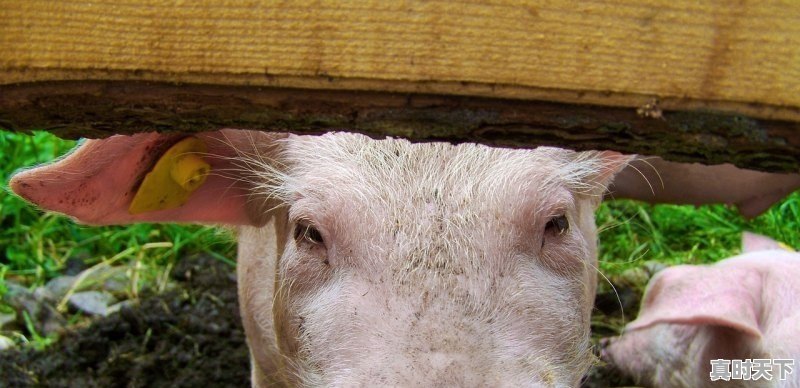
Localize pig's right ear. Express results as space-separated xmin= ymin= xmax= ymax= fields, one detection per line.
xmin=626 ymin=265 xmax=763 ymax=338
xmin=10 ymin=130 xmax=287 ymax=226
xmin=742 ymin=231 xmax=793 ymax=253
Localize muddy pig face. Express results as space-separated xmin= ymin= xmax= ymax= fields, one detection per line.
xmin=234 ymin=132 xmax=632 ymax=386
xmin=11 ymin=130 xmax=629 ymax=387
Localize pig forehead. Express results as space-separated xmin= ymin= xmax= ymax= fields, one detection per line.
xmin=283 ymin=133 xmax=574 ymax=207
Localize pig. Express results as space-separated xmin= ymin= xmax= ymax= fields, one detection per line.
xmin=601 ymin=232 xmax=800 ymax=387
xmin=610 ymin=157 xmax=800 ymax=219
xmin=11 ymin=129 xmax=631 ymax=386
xmin=9 ymin=129 xmax=800 ymax=386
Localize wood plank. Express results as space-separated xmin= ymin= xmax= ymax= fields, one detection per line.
xmin=2 ymin=0 xmax=799 ymax=121
xmin=2 ymin=81 xmax=798 ymax=172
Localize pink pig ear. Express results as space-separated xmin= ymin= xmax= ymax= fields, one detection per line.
xmin=593 ymin=151 xmax=634 ymax=187
xmin=575 ymin=150 xmax=634 ymax=197
xmin=627 ymin=265 xmax=763 ymax=338
xmin=742 ymin=231 xmax=791 ymax=253
xmin=10 ymin=129 xmax=287 ymax=226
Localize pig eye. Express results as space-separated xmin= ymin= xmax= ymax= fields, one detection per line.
xmin=544 ymin=215 xmax=569 ymax=236
xmin=293 ymin=224 xmax=324 ymax=245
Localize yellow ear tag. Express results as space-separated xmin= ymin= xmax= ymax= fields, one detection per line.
xmin=128 ymin=137 xmax=211 ymax=214
xmin=779 ymin=242 xmax=796 ymax=252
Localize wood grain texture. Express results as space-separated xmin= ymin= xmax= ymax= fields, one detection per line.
xmin=2 ymin=0 xmax=799 ymax=121
xmin=2 ymin=81 xmax=798 ymax=172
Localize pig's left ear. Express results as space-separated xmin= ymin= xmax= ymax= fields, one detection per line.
xmin=592 ymin=151 xmax=635 ymax=187
xmin=10 ymin=129 xmax=287 ymax=226
xmin=574 ymin=151 xmax=634 ymax=199
xmin=626 ymin=265 xmax=763 ymax=338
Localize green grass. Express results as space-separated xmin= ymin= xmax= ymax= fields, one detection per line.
xmin=596 ymin=189 xmax=800 ymax=276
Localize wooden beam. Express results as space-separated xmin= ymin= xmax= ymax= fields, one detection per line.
xmin=2 ymin=81 xmax=798 ymax=172
xmin=1 ymin=1 xmax=799 ymax=171
xmin=2 ymin=0 xmax=799 ymax=121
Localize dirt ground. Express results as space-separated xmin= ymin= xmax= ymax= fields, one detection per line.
xmin=0 ymin=255 xmax=635 ymax=387
xmin=0 ymin=255 xmax=250 ymax=387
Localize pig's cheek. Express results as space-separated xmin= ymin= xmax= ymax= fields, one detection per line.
xmin=274 ymin=248 xmax=335 ymax=363
xmin=537 ymin=235 xmax=591 ymax=280
xmin=279 ymin=246 xmax=335 ymax=300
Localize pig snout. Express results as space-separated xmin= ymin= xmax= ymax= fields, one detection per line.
xmin=602 ymin=233 xmax=800 ymax=388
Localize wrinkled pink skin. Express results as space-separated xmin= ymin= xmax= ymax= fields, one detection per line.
xmin=602 ymin=233 xmax=800 ymax=388
xmin=10 ymin=129 xmax=800 ymax=387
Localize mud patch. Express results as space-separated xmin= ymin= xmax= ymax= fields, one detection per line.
xmin=0 ymin=255 xmax=249 ymax=387
xmin=583 ymin=281 xmax=643 ymax=388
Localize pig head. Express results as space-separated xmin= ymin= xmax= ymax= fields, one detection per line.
xmin=11 ymin=129 xmax=630 ymax=387
xmin=602 ymin=233 xmax=800 ymax=387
